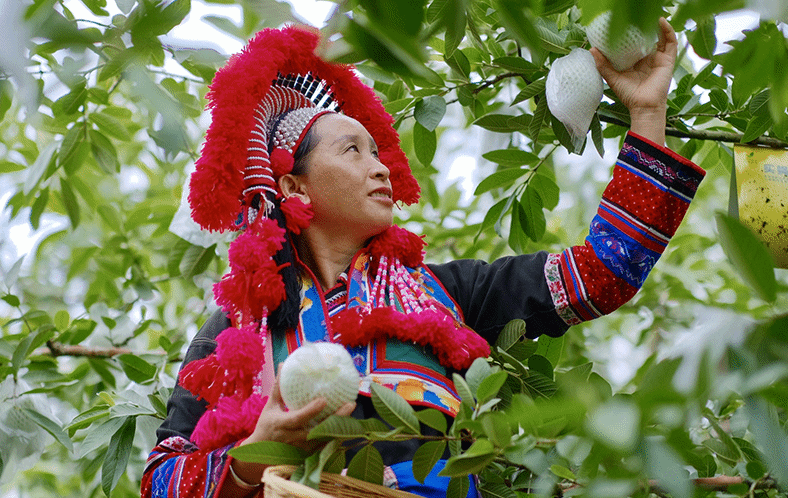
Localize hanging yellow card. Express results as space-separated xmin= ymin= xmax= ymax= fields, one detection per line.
xmin=734 ymin=143 xmax=788 ymax=269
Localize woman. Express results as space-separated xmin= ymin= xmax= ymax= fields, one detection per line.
xmin=142 ymin=20 xmax=705 ymax=498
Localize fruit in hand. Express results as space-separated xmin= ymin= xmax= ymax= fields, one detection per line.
xmin=278 ymin=341 xmax=360 ymax=422
xmin=546 ymin=47 xmax=604 ymax=153
xmin=585 ymin=11 xmax=658 ymax=71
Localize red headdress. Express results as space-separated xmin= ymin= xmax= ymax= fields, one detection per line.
xmin=188 ymin=25 xmax=419 ymax=233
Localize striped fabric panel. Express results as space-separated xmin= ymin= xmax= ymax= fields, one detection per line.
xmin=545 ymin=132 xmax=705 ymax=326
xmin=141 ymin=436 xmax=237 ymax=498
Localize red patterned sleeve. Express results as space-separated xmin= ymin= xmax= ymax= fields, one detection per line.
xmin=141 ymin=436 xmax=258 ymax=498
xmin=543 ymin=131 xmax=706 ymax=325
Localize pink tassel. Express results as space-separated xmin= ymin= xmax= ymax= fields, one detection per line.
xmin=280 ymin=197 xmax=314 ymax=234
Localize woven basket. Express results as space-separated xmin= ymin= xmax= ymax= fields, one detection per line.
xmin=262 ymin=465 xmax=420 ymax=498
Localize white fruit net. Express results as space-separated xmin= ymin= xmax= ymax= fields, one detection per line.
xmin=585 ymin=11 xmax=658 ymax=72
xmin=279 ymin=342 xmax=360 ymax=422
xmin=545 ymin=48 xmax=604 ymax=153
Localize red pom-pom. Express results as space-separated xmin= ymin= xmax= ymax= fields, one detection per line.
xmin=367 ymin=225 xmax=425 ymax=271
xmin=280 ymin=197 xmax=314 ymax=234
xmin=179 ymin=355 xmax=225 ymax=406
xmin=270 ymin=148 xmax=295 ymax=177
xmin=214 ymin=259 xmax=287 ymax=321
xmin=191 ymin=393 xmax=267 ymax=450
xmin=215 ymin=324 xmax=265 ymax=372
xmin=227 ymin=225 xmax=285 ymax=272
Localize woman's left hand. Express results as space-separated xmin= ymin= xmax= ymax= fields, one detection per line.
xmin=590 ymin=17 xmax=677 ymax=144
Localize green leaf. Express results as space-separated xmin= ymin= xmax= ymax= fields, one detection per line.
xmin=550 ymin=112 xmax=578 ymax=153
xmin=519 ymin=186 xmax=546 ymax=242
xmin=476 ymin=371 xmax=508 ymax=403
xmin=709 ymin=88 xmax=729 ymax=112
xmin=465 ymin=357 xmax=492 ymax=394
xmin=2 ymin=294 xmax=21 ymax=307
xmin=54 ymin=79 xmax=88 ymax=115
xmin=481 ymin=411 xmax=512 ymax=448
xmin=513 ymin=79 xmax=547 ymax=106
xmin=308 ymin=415 xmax=388 ymax=440
xmin=439 ymin=439 xmax=497 ymax=476
xmin=479 ymin=482 xmax=517 ymax=498
xmin=741 ymin=113 xmax=773 ymax=143
xmin=228 ymin=441 xmax=308 ymax=465
xmin=477 ymin=197 xmax=507 ymax=240
xmin=590 ymin=113 xmax=605 ymax=157
xmin=521 ymin=371 xmax=557 ymax=398
xmin=30 ymin=187 xmax=50 ymax=230
xmin=179 ymin=244 xmax=216 ymax=279
xmin=528 ymin=354 xmax=553 ymax=380
xmin=416 ymin=408 xmax=448 ymax=433
xmin=446 ymin=49 xmax=471 ymax=80
xmin=482 ymin=149 xmax=539 ymax=167
xmin=494 ymin=0 xmax=541 ymax=53
xmin=474 ymin=168 xmax=529 ymax=195
xmin=414 ymin=121 xmax=437 ymax=166
xmin=689 ymin=16 xmax=716 ymax=60
xmin=22 ymin=408 xmax=74 ymax=452
xmin=101 ymin=416 xmax=136 ymax=496
xmin=0 ymin=161 xmax=25 ymax=173
xmin=536 ymin=334 xmax=564 ymax=368
xmin=495 ymin=319 xmax=526 ymax=351
xmin=442 ymin=3 xmax=467 ymax=58
xmin=447 ymin=476 xmax=471 ymax=498
xmin=412 ymin=440 xmax=446 ymax=483
xmin=529 ymin=95 xmax=548 ymax=143
xmin=89 ymin=129 xmax=119 ymax=174
xmin=117 ymin=353 xmax=157 ymax=384
xmin=91 ymin=112 xmax=131 ymax=141
xmin=550 ymin=464 xmax=576 ymax=481
xmin=414 ymin=96 xmax=446 ymax=131
xmin=473 ymin=114 xmax=529 ymax=133
xmin=346 ymin=444 xmax=384 ymax=485
xmin=60 ymin=177 xmax=80 ymax=229
xmin=586 ymin=398 xmax=640 ymax=452
xmin=370 ymin=382 xmax=420 ymax=434
xmin=715 ymin=212 xmax=776 ymax=302
xmin=530 ymin=173 xmax=560 ymax=211
xmin=452 ymin=372 xmax=476 ymax=403
xmin=644 ymin=438 xmax=692 ymax=498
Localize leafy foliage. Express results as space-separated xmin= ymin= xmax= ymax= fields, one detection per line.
xmin=1 ymin=0 xmax=788 ymax=496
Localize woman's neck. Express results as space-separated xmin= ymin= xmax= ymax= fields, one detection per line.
xmin=295 ymin=228 xmax=365 ymax=291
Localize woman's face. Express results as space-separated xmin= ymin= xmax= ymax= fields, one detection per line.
xmin=295 ymin=113 xmax=393 ymax=241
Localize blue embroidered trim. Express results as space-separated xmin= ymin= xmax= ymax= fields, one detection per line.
xmin=587 ymin=216 xmax=659 ymax=288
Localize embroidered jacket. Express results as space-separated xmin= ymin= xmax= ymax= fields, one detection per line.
xmin=141 ymin=132 xmax=705 ymax=498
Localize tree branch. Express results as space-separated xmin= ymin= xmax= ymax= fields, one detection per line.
xmin=598 ymin=114 xmax=788 ymax=149
xmin=37 ymin=340 xmax=182 ymax=362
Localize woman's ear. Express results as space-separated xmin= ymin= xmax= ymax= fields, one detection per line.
xmin=278 ymin=174 xmax=310 ymax=204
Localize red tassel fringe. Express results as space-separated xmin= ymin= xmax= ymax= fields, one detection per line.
xmin=331 ymin=306 xmax=490 ymax=370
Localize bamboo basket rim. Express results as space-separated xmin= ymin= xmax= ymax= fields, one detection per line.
xmin=261 ymin=465 xmax=421 ymax=498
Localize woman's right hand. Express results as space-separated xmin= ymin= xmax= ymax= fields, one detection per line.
xmin=226 ymin=371 xmax=355 ymax=495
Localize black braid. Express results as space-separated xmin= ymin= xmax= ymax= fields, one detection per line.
xmin=265 ymin=125 xmax=319 ymax=331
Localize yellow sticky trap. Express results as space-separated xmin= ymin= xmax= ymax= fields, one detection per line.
xmin=734 ymin=144 xmax=788 ymax=269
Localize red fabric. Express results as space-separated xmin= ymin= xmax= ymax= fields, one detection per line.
xmin=561 ymin=243 xmax=638 ymax=318
xmin=602 ymin=167 xmax=690 ymax=237
xmin=189 ymin=26 xmax=418 ymax=232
